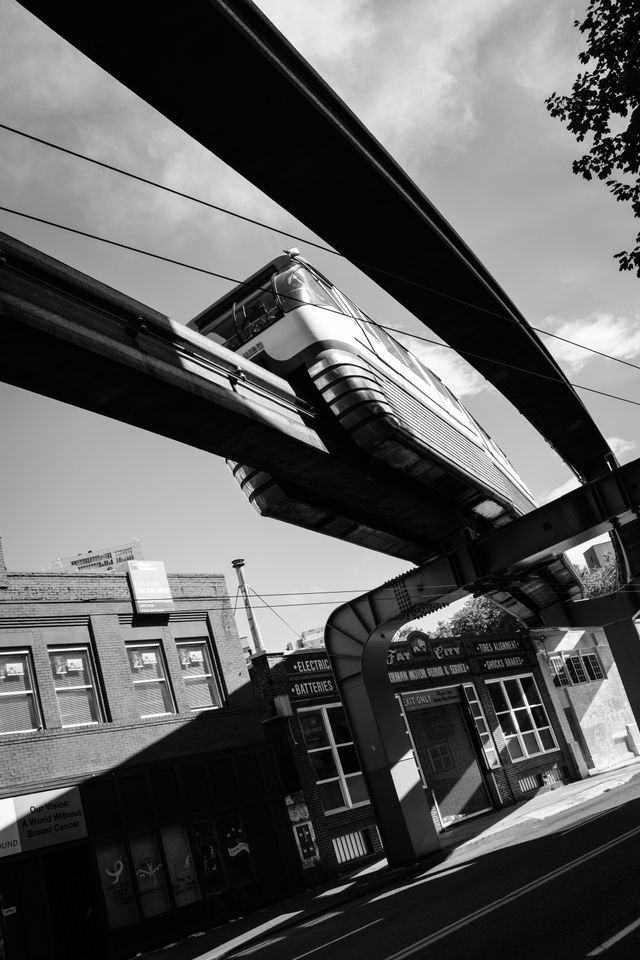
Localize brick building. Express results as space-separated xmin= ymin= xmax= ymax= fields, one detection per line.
xmin=0 ymin=542 xmax=301 ymax=960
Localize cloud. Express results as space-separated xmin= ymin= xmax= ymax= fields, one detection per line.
xmin=510 ymin=5 xmax=582 ymax=99
xmin=607 ymin=436 xmax=638 ymax=464
xmin=538 ymin=474 xmax=580 ymax=505
xmin=256 ymin=0 xmax=523 ymax=160
xmin=540 ymin=312 xmax=640 ymax=373
xmin=0 ymin=0 xmax=309 ymax=257
xmin=394 ymin=332 xmax=487 ymax=398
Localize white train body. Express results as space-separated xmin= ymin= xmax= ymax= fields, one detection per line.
xmin=188 ymin=251 xmax=537 ymax=531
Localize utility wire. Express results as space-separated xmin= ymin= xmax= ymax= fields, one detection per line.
xmin=248 ymin=585 xmax=302 ymax=639
xmin=2 ymin=121 xmax=639 ymax=374
xmin=1 ymin=203 xmax=639 ymax=410
xmin=0 ymin=122 xmax=336 ymax=257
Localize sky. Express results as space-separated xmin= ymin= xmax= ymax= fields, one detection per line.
xmin=0 ymin=0 xmax=637 ymax=649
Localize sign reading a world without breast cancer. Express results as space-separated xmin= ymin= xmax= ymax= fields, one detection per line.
xmin=0 ymin=787 xmax=87 ymax=859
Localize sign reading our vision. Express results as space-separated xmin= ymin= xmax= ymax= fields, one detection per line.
xmin=0 ymin=787 xmax=87 ymax=859
xmin=127 ymin=560 xmax=174 ymax=614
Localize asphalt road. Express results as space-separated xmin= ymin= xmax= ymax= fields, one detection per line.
xmin=226 ymin=777 xmax=640 ymax=960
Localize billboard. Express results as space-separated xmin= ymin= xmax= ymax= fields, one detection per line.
xmin=127 ymin=560 xmax=174 ymax=614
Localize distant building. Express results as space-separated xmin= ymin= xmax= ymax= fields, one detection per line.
xmin=535 ymin=627 xmax=640 ymax=773
xmin=583 ymin=541 xmax=614 ymax=571
xmin=285 ymin=626 xmax=325 ymax=651
xmin=48 ymin=537 xmax=144 ymax=573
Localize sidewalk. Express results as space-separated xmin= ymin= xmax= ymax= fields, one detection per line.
xmin=135 ymin=757 xmax=640 ymax=960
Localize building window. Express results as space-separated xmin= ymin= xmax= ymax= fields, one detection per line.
xmin=487 ymin=675 xmax=558 ymax=762
xmin=0 ymin=651 xmax=41 ymax=735
xmin=427 ymin=742 xmax=454 ymax=773
xmin=298 ymin=704 xmax=369 ymax=813
xmin=463 ymin=683 xmax=500 ymax=769
xmin=549 ymin=650 xmax=605 ymax=687
xmin=176 ymin=640 xmax=223 ymax=712
xmin=48 ymin=647 xmax=104 ymax=727
xmin=126 ymin=643 xmax=175 ymax=718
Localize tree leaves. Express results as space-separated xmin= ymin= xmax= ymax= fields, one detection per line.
xmin=546 ymin=0 xmax=640 ymax=275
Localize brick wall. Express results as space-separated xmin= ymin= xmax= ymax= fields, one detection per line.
xmin=0 ymin=569 xmax=266 ymax=796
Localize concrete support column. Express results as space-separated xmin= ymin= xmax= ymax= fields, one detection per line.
xmin=603 ymin=618 xmax=640 ymax=730
xmin=325 ymin=560 xmax=467 ymax=865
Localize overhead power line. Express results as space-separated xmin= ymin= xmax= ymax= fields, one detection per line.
xmin=1 ymin=203 xmax=639 ymax=410
xmin=1 ymin=121 xmax=639 ymax=374
xmin=0 ymin=121 xmax=336 ymax=256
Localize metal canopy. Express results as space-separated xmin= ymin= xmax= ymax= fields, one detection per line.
xmin=18 ymin=0 xmax=614 ymax=482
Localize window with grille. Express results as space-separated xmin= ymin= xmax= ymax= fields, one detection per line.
xmin=549 ymin=650 xmax=604 ymax=687
xmin=126 ymin=643 xmax=175 ymax=718
xmin=487 ymin=675 xmax=558 ymax=762
xmin=49 ymin=647 xmax=104 ymax=727
xmin=427 ymin=742 xmax=454 ymax=772
xmin=176 ymin=640 xmax=223 ymax=712
xmin=0 ymin=650 xmax=41 ymax=735
xmin=298 ymin=704 xmax=369 ymax=813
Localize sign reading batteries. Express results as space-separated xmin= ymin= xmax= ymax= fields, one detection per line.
xmin=0 ymin=787 xmax=87 ymax=859
xmin=127 ymin=560 xmax=174 ymax=614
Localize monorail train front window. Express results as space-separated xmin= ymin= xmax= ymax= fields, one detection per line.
xmin=274 ymin=264 xmax=338 ymax=314
xmin=204 ymin=284 xmax=281 ymax=350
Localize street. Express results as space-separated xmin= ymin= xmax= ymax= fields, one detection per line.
xmin=225 ymin=777 xmax=640 ymax=960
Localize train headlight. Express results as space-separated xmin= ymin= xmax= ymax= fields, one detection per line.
xmin=472 ymin=499 xmax=506 ymax=520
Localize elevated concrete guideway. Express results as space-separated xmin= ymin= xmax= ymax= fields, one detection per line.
xmin=18 ymin=0 xmax=614 ymax=484
xmin=0 ymin=230 xmax=488 ymax=561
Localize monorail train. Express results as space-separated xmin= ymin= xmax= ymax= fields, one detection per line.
xmin=188 ymin=249 xmax=537 ymax=532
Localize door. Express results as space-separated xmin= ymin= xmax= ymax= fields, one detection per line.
xmin=42 ymin=847 xmax=104 ymax=960
xmin=0 ymin=861 xmax=27 ymax=960
xmin=410 ymin=699 xmax=492 ymax=826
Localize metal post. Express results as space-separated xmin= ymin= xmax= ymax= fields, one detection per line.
xmin=232 ymin=558 xmax=265 ymax=654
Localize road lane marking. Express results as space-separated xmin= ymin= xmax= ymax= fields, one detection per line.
xmin=291 ymin=918 xmax=383 ymax=960
xmin=587 ymin=915 xmax=640 ymax=955
xmin=384 ymin=823 xmax=640 ymax=960
xmin=369 ymin=864 xmax=470 ymax=903
xmin=300 ymin=911 xmax=343 ymax=928
xmin=231 ymin=936 xmax=286 ymax=957
xmin=561 ymin=809 xmax=611 ymax=835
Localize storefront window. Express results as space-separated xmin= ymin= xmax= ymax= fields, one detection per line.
xmin=130 ymin=831 xmax=171 ymax=918
xmin=188 ymin=820 xmax=226 ymax=897
xmin=126 ymin=643 xmax=175 ymax=718
xmin=487 ymin=675 xmax=558 ymax=761
xmin=176 ymin=640 xmax=223 ymax=711
xmin=463 ymin=684 xmax=500 ymax=769
xmin=0 ymin=650 xmax=40 ymax=735
xmin=218 ymin=814 xmax=255 ymax=885
xmin=95 ymin=839 xmax=139 ymax=929
xmin=160 ymin=823 xmax=202 ymax=907
xmin=48 ymin=646 xmax=104 ymax=727
xmin=298 ymin=705 xmax=369 ymax=813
